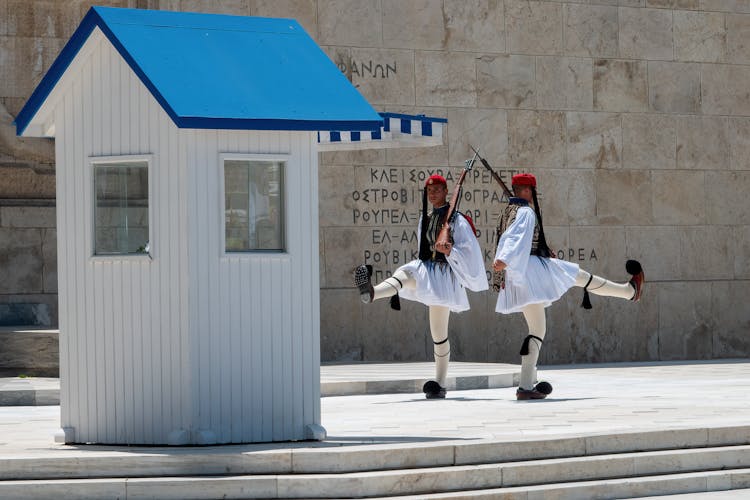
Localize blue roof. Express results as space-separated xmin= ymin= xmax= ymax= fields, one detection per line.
xmin=15 ymin=6 xmax=382 ymax=136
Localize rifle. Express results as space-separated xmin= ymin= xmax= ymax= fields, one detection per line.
xmin=469 ymin=145 xmax=513 ymax=199
xmin=471 ymin=145 xmax=556 ymax=259
xmin=435 ymin=150 xmax=478 ymax=251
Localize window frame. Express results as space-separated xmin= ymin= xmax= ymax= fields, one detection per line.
xmin=219 ymin=153 xmax=289 ymax=257
xmin=89 ymin=154 xmax=154 ymax=260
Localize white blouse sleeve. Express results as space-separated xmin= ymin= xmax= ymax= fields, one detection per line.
xmin=446 ymin=214 xmax=489 ymax=292
xmin=494 ymin=206 xmax=535 ymax=277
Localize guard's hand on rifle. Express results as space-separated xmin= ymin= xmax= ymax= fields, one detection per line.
xmin=437 ymin=240 xmax=452 ymax=256
xmin=493 ymin=259 xmax=506 ymax=272
xmin=435 ymin=224 xmax=454 ymax=256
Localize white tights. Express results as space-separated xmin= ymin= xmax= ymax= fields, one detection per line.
xmin=429 ymin=306 xmax=450 ymax=387
xmin=372 ymin=269 xmax=415 ymax=301
xmin=519 ymin=303 xmax=546 ymax=390
xmin=371 ymin=271 xmax=450 ymax=387
xmin=518 ymin=269 xmax=636 ymax=390
xmin=574 ymin=269 xmax=635 ymax=300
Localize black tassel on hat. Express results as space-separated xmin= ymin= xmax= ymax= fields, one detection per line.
xmin=581 ymin=274 xmax=593 ymax=309
xmin=530 ymin=187 xmax=553 ymax=258
xmin=418 ymin=185 xmax=431 ymax=262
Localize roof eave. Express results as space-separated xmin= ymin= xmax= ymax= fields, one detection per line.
xmin=175 ymin=117 xmax=383 ymax=132
xmin=14 ymin=8 xmax=102 ymax=137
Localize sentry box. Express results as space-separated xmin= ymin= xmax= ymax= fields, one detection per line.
xmin=14 ymin=6 xmax=444 ymax=445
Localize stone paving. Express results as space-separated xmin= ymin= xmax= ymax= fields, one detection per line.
xmin=0 ymin=359 xmax=750 ymax=500
xmin=321 ymin=359 xmax=750 ymax=444
xmin=0 ymin=359 xmax=749 ymax=456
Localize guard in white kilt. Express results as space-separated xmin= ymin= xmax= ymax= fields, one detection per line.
xmin=493 ymin=173 xmax=645 ymax=400
xmin=355 ymin=174 xmax=488 ymax=399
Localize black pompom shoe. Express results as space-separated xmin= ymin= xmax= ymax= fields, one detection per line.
xmin=626 ymin=260 xmax=644 ymax=302
xmin=516 ymin=381 xmax=553 ymax=400
xmin=354 ymin=264 xmax=374 ymax=303
xmin=423 ymin=380 xmax=447 ymax=399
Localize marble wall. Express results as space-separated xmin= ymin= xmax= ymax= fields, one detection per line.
xmin=1 ymin=0 xmax=748 ymax=362
xmin=0 ymin=203 xmax=57 ymax=326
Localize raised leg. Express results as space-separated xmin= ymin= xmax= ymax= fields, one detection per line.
xmin=575 ymin=259 xmax=645 ymax=302
xmin=354 ymin=266 xmax=414 ymax=304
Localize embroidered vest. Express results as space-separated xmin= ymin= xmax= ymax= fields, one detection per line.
xmin=492 ymin=198 xmax=541 ymax=292
xmin=422 ymin=204 xmax=449 ymax=263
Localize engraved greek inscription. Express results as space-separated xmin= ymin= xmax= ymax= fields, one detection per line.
xmin=400 ymin=230 xmax=418 ymax=244
xmin=360 ymin=60 xmax=372 ymax=77
xmin=364 ymin=249 xmax=418 ymax=266
xmin=552 ymin=248 xmax=598 ymax=262
xmin=352 ymin=188 xmax=410 ymax=203
xmin=470 ymin=168 xmax=522 ymax=184
xmin=373 ymin=269 xmax=392 ymax=282
xmin=339 ymin=59 xmax=397 ymax=79
xmin=353 ymin=208 xmax=412 ymax=224
xmin=470 ymin=169 xmax=493 ymax=184
xmin=408 ymin=168 xmax=455 ymax=184
xmin=372 ymin=229 xmax=391 ymax=244
xmin=462 ymin=208 xmax=491 ymax=226
xmin=461 ymin=189 xmax=507 ymax=205
xmin=370 ymin=167 xmax=401 ymax=183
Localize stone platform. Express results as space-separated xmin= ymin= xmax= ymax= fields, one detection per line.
xmin=0 ymin=327 xmax=59 ymax=378
xmin=1 ymin=360 xmax=750 ymax=499
xmin=0 ymin=361 xmax=519 ymax=406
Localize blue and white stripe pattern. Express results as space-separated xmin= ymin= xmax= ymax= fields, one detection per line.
xmin=317 ymin=112 xmax=446 ymax=151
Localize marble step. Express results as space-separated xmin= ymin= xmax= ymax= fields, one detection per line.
xmin=1 ymin=446 xmax=750 ymax=499
xmin=0 ymin=377 xmax=59 ymax=406
xmin=0 ymin=327 xmax=58 ymax=377
xmin=320 ymin=362 xmax=519 ymax=397
xmin=376 ymin=470 xmax=750 ymax=500
xmin=3 ymin=426 xmax=750 ymax=481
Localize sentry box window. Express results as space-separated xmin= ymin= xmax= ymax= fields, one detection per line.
xmin=93 ymin=158 xmax=150 ymax=256
xmin=224 ymin=158 xmax=285 ymax=252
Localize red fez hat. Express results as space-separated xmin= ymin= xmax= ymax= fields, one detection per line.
xmin=425 ymin=174 xmax=447 ymax=187
xmin=512 ymin=173 xmax=536 ymax=187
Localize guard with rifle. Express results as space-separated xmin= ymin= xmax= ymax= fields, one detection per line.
xmin=354 ymin=156 xmax=488 ymax=399
xmin=473 ymin=147 xmax=645 ymax=400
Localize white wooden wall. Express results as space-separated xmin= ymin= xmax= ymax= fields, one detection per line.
xmin=185 ymin=128 xmax=321 ymax=443
xmin=53 ymin=35 xmax=320 ymax=444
